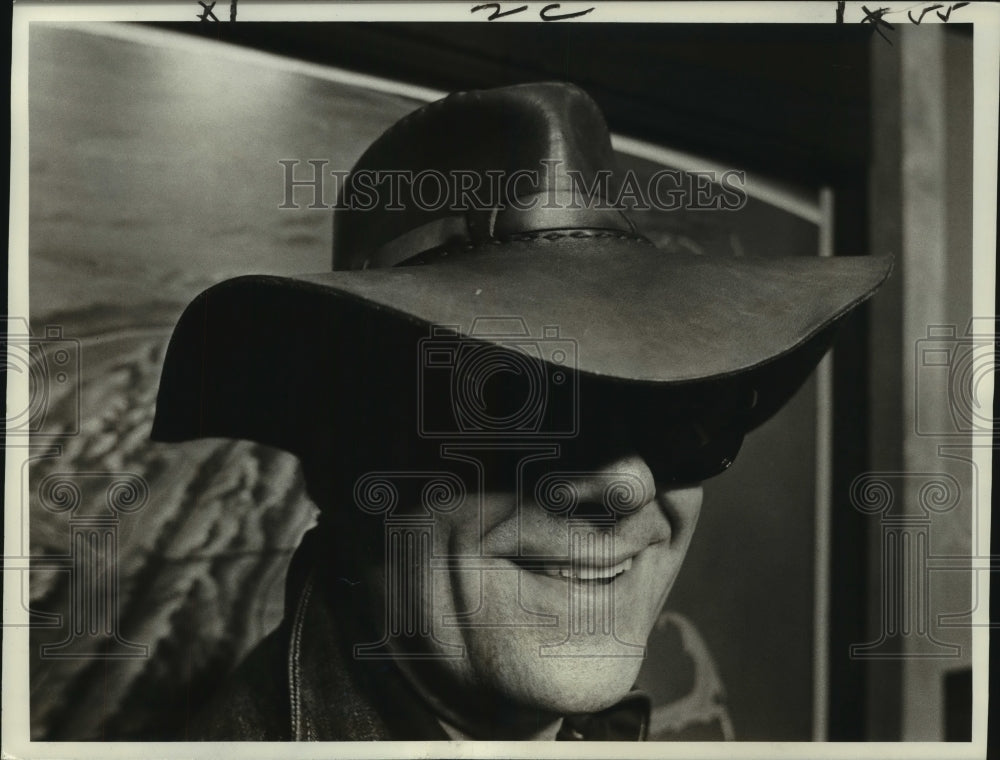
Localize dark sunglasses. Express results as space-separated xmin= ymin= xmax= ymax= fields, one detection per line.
xmin=412 ymin=345 xmax=758 ymax=485
xmin=628 ymin=414 xmax=745 ymax=485
xmin=594 ymin=381 xmax=757 ymax=486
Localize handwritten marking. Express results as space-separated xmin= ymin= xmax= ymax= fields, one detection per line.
xmin=861 ymin=5 xmax=894 ymax=44
xmin=937 ymin=1 xmax=968 ymax=21
xmin=839 ymin=0 xmax=971 ymax=30
xmin=471 ymin=3 xmax=528 ymax=20
xmin=908 ymin=4 xmax=942 ymax=24
xmin=197 ymin=0 xmax=218 ymax=22
xmin=540 ymin=3 xmax=594 ymax=21
xmin=471 ymin=2 xmax=594 ymax=21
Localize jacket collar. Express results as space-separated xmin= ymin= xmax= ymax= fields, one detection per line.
xmin=288 ymin=566 xmax=449 ymax=740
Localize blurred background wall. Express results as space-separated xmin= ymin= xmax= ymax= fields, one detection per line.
xmin=867 ymin=24 xmax=976 ymax=741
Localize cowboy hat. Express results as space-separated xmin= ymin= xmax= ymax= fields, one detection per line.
xmin=150 ymin=82 xmax=890 ymax=481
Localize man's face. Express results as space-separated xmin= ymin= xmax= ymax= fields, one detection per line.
xmin=355 ymin=414 xmax=704 ymax=736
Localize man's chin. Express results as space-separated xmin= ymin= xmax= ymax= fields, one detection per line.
xmin=501 ymin=652 xmax=645 ymax=716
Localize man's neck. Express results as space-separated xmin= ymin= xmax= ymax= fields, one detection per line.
xmin=393 ymin=659 xmax=564 ymax=740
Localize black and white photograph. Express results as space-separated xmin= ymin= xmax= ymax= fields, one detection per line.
xmin=4 ymin=2 xmax=998 ymax=757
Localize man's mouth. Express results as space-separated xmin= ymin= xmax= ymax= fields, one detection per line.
xmin=503 ymin=552 xmax=639 ymax=586
xmin=538 ymin=556 xmax=633 ymax=583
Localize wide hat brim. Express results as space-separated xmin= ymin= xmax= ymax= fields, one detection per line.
xmin=151 ymin=235 xmax=891 ymax=460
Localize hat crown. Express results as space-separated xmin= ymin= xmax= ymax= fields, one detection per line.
xmin=332 ymin=82 xmax=636 ymax=270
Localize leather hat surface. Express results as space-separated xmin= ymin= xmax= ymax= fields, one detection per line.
xmin=152 ymin=82 xmax=891 ymax=455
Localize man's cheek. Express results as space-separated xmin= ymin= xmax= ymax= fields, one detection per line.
xmin=477 ymin=495 xmax=521 ymax=539
xmin=658 ymin=484 xmax=704 ymax=536
xmin=433 ymin=566 xmax=536 ymax=645
xmin=434 ymin=496 xmax=519 ymax=557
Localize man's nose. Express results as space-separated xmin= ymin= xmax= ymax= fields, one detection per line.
xmin=541 ymin=450 xmax=657 ymax=521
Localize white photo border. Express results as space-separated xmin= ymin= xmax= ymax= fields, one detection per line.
xmin=6 ymin=2 xmax=998 ymax=759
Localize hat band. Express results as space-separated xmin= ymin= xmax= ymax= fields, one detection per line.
xmin=367 ymin=189 xmax=642 ymax=269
